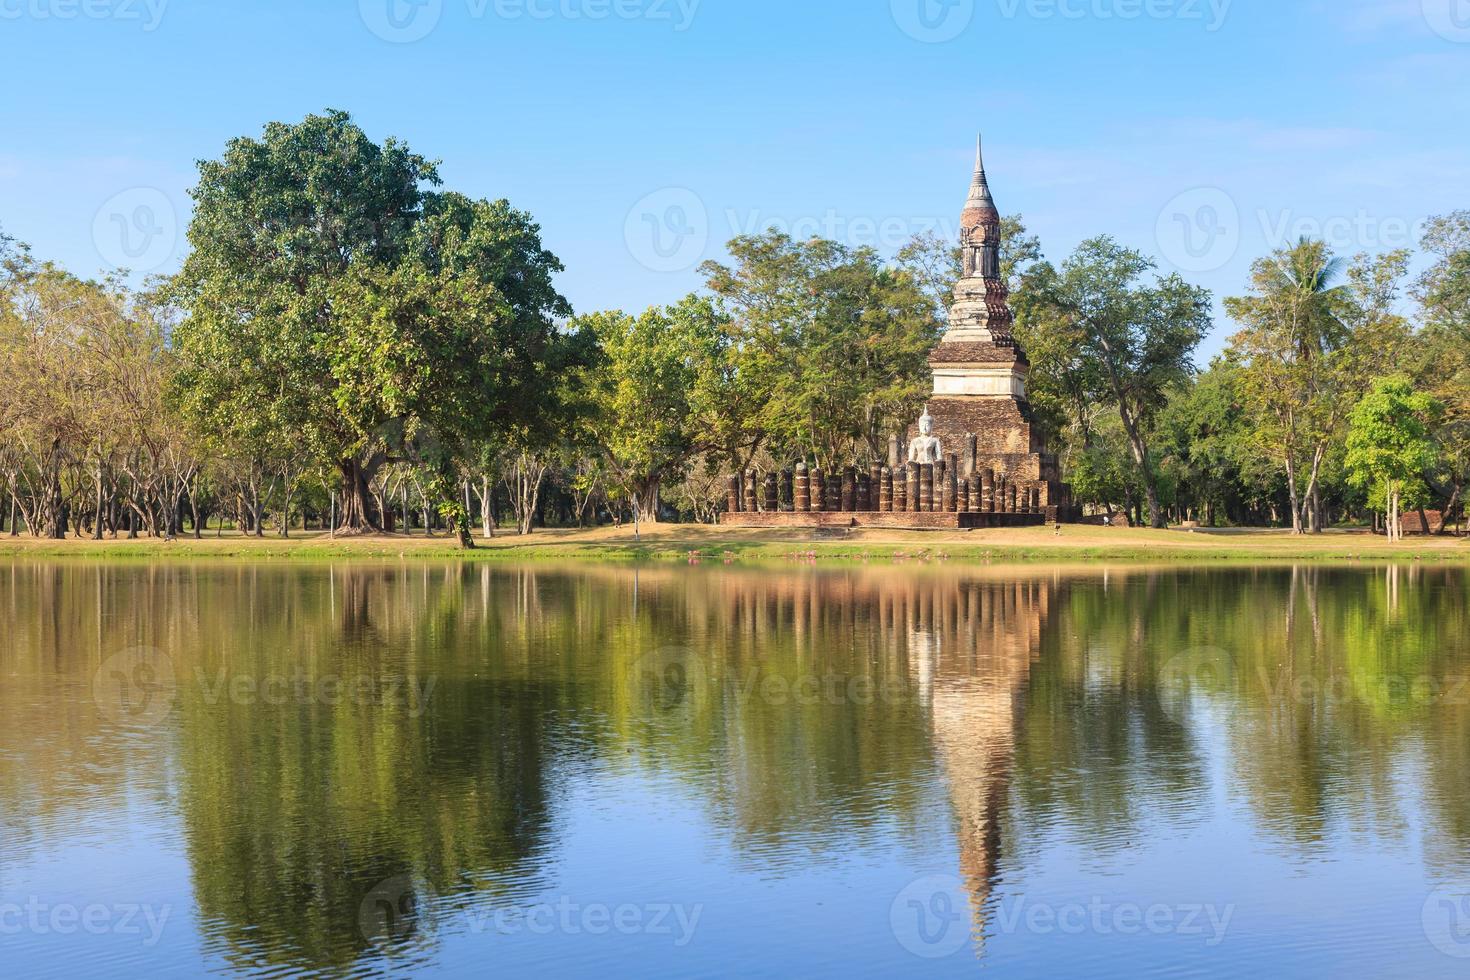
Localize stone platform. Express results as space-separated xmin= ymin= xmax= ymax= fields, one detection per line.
xmin=719 ymin=512 xmax=1045 ymax=530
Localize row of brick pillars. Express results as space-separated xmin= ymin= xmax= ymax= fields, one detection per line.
xmin=726 ymin=463 xmax=1041 ymax=516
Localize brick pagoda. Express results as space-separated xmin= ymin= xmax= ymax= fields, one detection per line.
xmin=911 ymin=137 xmax=1072 ymax=522
xmin=719 ymin=137 xmax=1069 ymax=530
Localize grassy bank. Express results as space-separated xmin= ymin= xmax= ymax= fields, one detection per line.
xmin=0 ymin=523 xmax=1465 ymax=564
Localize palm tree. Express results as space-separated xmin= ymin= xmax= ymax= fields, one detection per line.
xmin=1226 ymin=238 xmax=1355 ymax=534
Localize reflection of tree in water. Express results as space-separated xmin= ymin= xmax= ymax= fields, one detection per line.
xmin=174 ymin=565 xmax=568 ymax=975
xmin=1012 ymin=571 xmax=1210 ymax=848
xmin=4 ymin=561 xmax=1470 ymax=973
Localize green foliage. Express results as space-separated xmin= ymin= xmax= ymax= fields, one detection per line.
xmin=1017 ymin=236 xmax=1212 ymax=527
xmin=168 ymin=110 xmax=575 ymax=537
xmin=701 ymin=232 xmax=940 ymax=466
xmin=576 ymin=296 xmax=727 ymax=519
xmin=1345 ymin=376 xmax=1442 ymax=510
xmin=1415 ymin=210 xmax=1470 ymax=341
xmin=897 ymin=216 xmax=1041 ymax=321
xmin=1224 ymin=238 xmax=1363 ymax=531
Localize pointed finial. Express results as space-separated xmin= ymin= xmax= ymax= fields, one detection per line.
xmin=964 ymin=133 xmax=997 ymax=215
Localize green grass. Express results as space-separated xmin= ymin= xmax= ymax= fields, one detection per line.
xmin=0 ymin=524 xmax=1465 ymax=566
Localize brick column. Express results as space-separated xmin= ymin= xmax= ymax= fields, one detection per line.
xmin=980 ymin=469 xmax=995 ymax=513
xmin=921 ymin=464 xmax=935 ymax=513
xmin=763 ymin=473 xmax=778 ymax=513
xmin=795 ymin=463 xmax=810 ymax=513
xmin=907 ymin=463 xmax=920 ymax=513
xmin=811 ymin=468 xmax=825 ymax=512
xmin=744 ymin=471 xmax=758 ymax=513
xmin=727 ymin=476 xmax=741 ymax=514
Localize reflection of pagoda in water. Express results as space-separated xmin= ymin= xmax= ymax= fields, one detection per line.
xmin=907 ymin=577 xmax=1049 ymax=953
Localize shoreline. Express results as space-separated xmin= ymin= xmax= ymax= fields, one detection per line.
xmin=0 ymin=524 xmax=1465 ymax=564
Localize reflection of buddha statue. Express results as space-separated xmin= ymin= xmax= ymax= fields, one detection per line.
xmin=908 ymin=408 xmax=943 ymax=465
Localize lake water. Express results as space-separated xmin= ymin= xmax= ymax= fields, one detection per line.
xmin=2 ymin=561 xmax=1469 ymax=978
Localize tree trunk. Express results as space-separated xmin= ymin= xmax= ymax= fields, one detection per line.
xmin=1436 ymin=484 xmax=1461 ymax=536
xmin=93 ymin=467 xmax=105 ymax=541
xmin=1119 ymin=416 xmax=1162 ymax=529
xmin=1285 ymin=451 xmax=1303 ymax=534
xmin=337 ymin=458 xmax=383 ymax=533
xmin=637 ymin=477 xmax=662 ymax=527
xmin=479 ymin=476 xmax=496 ymax=539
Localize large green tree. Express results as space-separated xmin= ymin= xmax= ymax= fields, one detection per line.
xmin=700 ymin=233 xmax=939 ymax=466
xmin=169 ymin=110 xmax=574 ymax=538
xmin=1224 ymin=239 xmax=1358 ymax=533
xmin=1016 ymin=236 xmax=1211 ymax=528
xmin=1412 ymin=212 xmax=1470 ymax=529
xmin=1345 ymin=376 xmax=1442 ymax=541
xmin=577 ymin=296 xmax=727 ymax=529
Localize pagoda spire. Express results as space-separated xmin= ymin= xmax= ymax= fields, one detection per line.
xmin=964 ymin=133 xmax=997 ymax=215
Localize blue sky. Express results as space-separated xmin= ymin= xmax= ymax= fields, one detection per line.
xmin=2 ymin=0 xmax=1467 ymax=356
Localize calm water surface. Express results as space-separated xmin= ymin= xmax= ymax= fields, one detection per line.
xmin=2 ymin=561 xmax=1469 ymax=978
